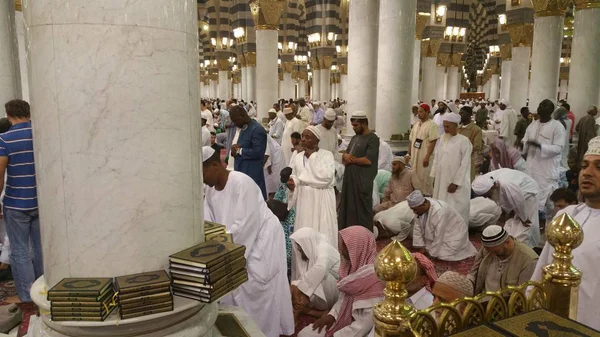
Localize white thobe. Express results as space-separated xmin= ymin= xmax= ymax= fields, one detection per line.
xmin=378 ymin=140 xmax=393 ymax=172
xmin=288 ymin=150 xmax=338 ymax=247
xmin=316 ymin=124 xmax=339 ymax=158
xmin=522 ymin=119 xmax=565 ymax=213
xmin=413 ymin=198 xmax=477 ymax=261
xmin=433 ymin=112 xmax=446 ymax=137
xmin=373 ymin=201 xmax=414 ymax=242
xmin=204 ymin=172 xmax=295 ymax=337
xmin=469 ymin=197 xmax=501 ymax=229
xmin=476 ymin=168 xmax=541 ymax=247
xmin=298 ymin=106 xmax=313 ymax=125
xmin=531 ymin=204 xmax=600 ymax=330
xmin=201 ymin=109 xmax=215 ymax=132
xmin=431 ymin=133 xmax=472 ymax=224
xmin=201 ymin=125 xmax=211 ymax=147
xmin=282 ymin=117 xmax=306 ymax=165
xmin=493 ymin=109 xmax=504 ymax=132
xmin=268 ymin=117 xmax=285 ymax=145
xmin=499 ymin=108 xmax=518 ymax=146
xmin=264 ymin=136 xmax=286 ymax=195
xmin=560 ymin=119 xmax=572 ymax=169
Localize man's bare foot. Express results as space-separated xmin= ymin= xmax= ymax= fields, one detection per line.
xmin=5 ymin=295 xmax=22 ymax=304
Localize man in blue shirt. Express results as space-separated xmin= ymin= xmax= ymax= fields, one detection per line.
xmin=0 ymin=99 xmax=42 ymax=303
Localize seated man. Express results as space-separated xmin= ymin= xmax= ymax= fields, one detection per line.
xmin=300 ymin=226 xmax=384 ymax=337
xmin=405 ymin=253 xmax=438 ymax=309
xmin=432 ymin=271 xmax=474 ymax=304
xmin=469 ymin=197 xmax=502 ymax=229
xmin=373 ymin=157 xmax=415 ymax=214
xmin=468 ymin=225 xmax=538 ymax=295
xmin=373 ymin=201 xmax=414 ymax=242
xmin=407 ymin=190 xmax=477 ymax=261
xmin=290 ymin=228 xmax=340 ymax=321
xmin=549 ymin=187 xmax=578 ymax=213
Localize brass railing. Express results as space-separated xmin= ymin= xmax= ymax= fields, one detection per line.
xmin=373 ymin=213 xmax=583 ymax=337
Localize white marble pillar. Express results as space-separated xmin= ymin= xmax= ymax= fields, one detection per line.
xmin=446 ymin=67 xmax=459 ymax=100
xmin=210 ymin=79 xmax=218 ymax=98
xmin=411 ymin=40 xmax=421 ymax=104
xmin=298 ymin=79 xmax=306 ymax=99
xmin=283 ymin=72 xmax=293 ymax=99
xmin=529 ymin=16 xmax=563 ymax=109
xmin=477 ymin=85 xmax=483 ymax=93
xmin=218 ymin=70 xmax=230 ymax=99
xmin=15 ymin=11 xmax=28 ymax=102
xmin=312 ymin=69 xmax=321 ymax=101
xmin=247 ymin=66 xmax=256 ymax=102
xmin=559 ymin=79 xmax=568 ymax=100
xmin=0 ymin=0 xmax=20 ymax=103
xmin=484 ymin=81 xmax=491 ymax=99
xmin=346 ymin=0 xmax=379 ymax=134
xmin=241 ymin=66 xmax=247 ymax=101
xmin=340 ymin=74 xmax=348 ymax=100
xmin=421 ymin=57 xmax=436 ymax=102
xmin=500 ymin=60 xmax=511 ymax=100
xmin=568 ymin=5 xmax=600 ymax=119
xmin=435 ymin=66 xmax=446 ymax=100
xmin=490 ymin=74 xmax=500 ymax=101
xmin=375 ymin=0 xmax=416 ymax=139
xmin=278 ymin=80 xmax=282 ymax=99
xmin=26 ymin=0 xmax=215 ymax=335
xmin=509 ymin=46 xmax=531 ymax=108
xmin=256 ymin=30 xmax=278 ymax=121
xmin=320 ymin=68 xmax=330 ymax=104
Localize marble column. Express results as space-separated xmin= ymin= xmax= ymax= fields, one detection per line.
xmin=559 ymin=79 xmax=568 ymax=100
xmin=500 ymin=60 xmax=511 ymax=99
xmin=0 ymin=0 xmax=21 ymax=103
xmin=255 ymin=32 xmax=279 ymax=120
xmin=375 ymin=0 xmax=416 ymax=140
xmin=509 ymin=46 xmax=531 ymax=108
xmin=568 ymin=2 xmax=600 ymax=119
xmin=446 ymin=67 xmax=459 ymax=100
xmin=25 ymin=0 xmax=216 ymax=335
xmin=210 ymin=79 xmax=218 ymax=98
xmin=484 ymin=81 xmax=491 ymax=99
xmin=528 ymin=3 xmax=567 ymax=109
xmin=320 ymin=68 xmax=330 ymax=104
xmin=312 ymin=69 xmax=321 ymax=101
xmin=247 ymin=66 xmax=256 ymax=102
xmin=421 ymin=57 xmax=437 ymax=102
xmin=241 ymin=66 xmax=247 ymax=101
xmin=434 ymin=66 xmax=446 ymax=100
xmin=346 ymin=0 xmax=379 ymax=134
xmin=490 ymin=74 xmax=500 ymax=101
xmin=478 ymin=85 xmax=483 ymax=93
xmin=412 ymin=40 xmax=421 ymax=104
xmin=15 ymin=10 xmax=28 ymax=102
xmin=340 ymin=74 xmax=347 ymax=100
xmin=218 ymin=70 xmax=230 ymax=99
xmin=298 ymin=78 xmax=306 ymax=99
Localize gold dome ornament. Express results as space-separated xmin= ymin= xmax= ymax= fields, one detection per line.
xmin=373 ymin=240 xmax=420 ymax=337
xmin=542 ymin=213 xmax=584 ymax=320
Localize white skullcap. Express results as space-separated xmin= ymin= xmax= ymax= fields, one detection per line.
xmin=392 ymin=156 xmax=406 ymax=165
xmin=499 ymin=98 xmax=510 ymax=106
xmin=481 ymin=225 xmax=508 ymax=247
xmin=313 ymin=101 xmax=321 ymax=105
xmin=472 ymin=175 xmax=495 ymax=195
xmin=325 ymin=108 xmax=336 ymax=121
xmin=283 ymin=107 xmax=294 ymax=115
xmin=351 ymin=111 xmax=368 ymax=119
xmin=407 ymin=190 xmax=425 ymax=208
xmin=436 ymin=271 xmax=473 ymax=297
xmin=202 ymin=146 xmax=215 ymax=163
xmin=268 ymin=108 xmax=277 ymax=114
xmin=447 ymin=102 xmax=459 ymax=113
xmin=305 ymin=125 xmax=322 ymax=140
xmin=442 ymin=112 xmax=461 ymax=124
xmin=585 ymin=136 xmax=600 ymax=157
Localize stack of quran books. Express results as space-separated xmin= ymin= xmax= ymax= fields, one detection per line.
xmin=115 ymin=270 xmax=173 ymax=320
xmin=204 ymin=221 xmax=227 ymax=241
xmin=48 ymin=277 xmax=116 ymax=322
xmin=170 ymin=240 xmax=248 ymax=303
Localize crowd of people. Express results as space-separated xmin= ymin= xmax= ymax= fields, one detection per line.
xmin=201 ymin=94 xmax=600 ymax=337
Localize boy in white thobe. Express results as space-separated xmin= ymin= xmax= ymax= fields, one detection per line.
xmin=431 ymin=113 xmax=472 ymax=224
xmin=282 ymin=107 xmax=306 ymax=165
xmin=202 ymin=147 xmax=294 ymax=337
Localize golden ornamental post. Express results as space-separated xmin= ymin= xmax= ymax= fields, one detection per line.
xmin=373 ymin=240 xmax=419 ymax=337
xmin=542 ymin=213 xmax=583 ymax=319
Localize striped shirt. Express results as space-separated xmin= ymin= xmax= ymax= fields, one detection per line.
xmin=0 ymin=122 xmax=38 ymax=210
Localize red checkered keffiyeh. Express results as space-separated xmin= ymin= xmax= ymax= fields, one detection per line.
xmin=326 ymin=226 xmax=385 ymax=337
xmin=412 ymin=252 xmax=438 ymax=291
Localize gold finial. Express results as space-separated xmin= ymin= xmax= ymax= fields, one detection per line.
xmin=373 ymin=240 xmax=419 ymax=337
xmin=542 ymin=213 xmax=583 ymax=319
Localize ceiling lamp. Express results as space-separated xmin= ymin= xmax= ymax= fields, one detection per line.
xmin=435 ymin=5 xmax=446 ymax=23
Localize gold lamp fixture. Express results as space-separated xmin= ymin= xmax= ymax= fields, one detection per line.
xmin=435 ymin=5 xmax=447 ymax=23
xmin=233 ymin=27 xmax=246 ymax=43
xmin=444 ymin=26 xmax=466 ymax=42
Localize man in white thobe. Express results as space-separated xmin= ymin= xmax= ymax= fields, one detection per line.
xmin=264 ymin=135 xmax=286 ymax=196
xmin=315 ymin=108 xmax=339 ymax=159
xmin=522 ymin=99 xmax=566 ymax=218
xmin=287 ymin=126 xmax=338 ymax=247
xmin=378 ymin=138 xmax=393 ymax=172
xmin=268 ymin=108 xmax=285 ymax=145
xmin=530 ymin=136 xmax=600 ymax=330
xmin=469 ymin=197 xmax=501 ymax=229
xmin=202 ymin=146 xmax=294 ymax=337
xmin=472 ymin=168 xmax=541 ymax=248
xmin=498 ymin=99 xmax=518 ymax=147
xmin=282 ymin=107 xmax=306 ymax=165
xmin=298 ymin=98 xmax=313 ymax=126
xmin=431 ymin=113 xmax=472 ymax=224
xmin=201 ymin=100 xmax=215 ymax=132
xmin=373 ymin=201 xmax=415 ymax=242
xmin=407 ymin=190 xmax=477 ymax=261
xmin=201 ymin=115 xmax=211 ymax=147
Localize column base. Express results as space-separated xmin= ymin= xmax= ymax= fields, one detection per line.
xmin=30 ymin=276 xmax=218 ymax=337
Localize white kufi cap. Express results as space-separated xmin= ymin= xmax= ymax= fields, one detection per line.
xmin=585 ymin=136 xmax=600 ymax=157
xmin=351 ymin=111 xmax=368 ymax=119
xmin=202 ymin=146 xmax=216 ymax=163
xmin=325 ymin=108 xmax=336 ymax=121
xmin=471 ymin=175 xmax=495 ymax=195
xmin=442 ymin=112 xmax=461 ymax=124
xmin=481 ymin=225 xmax=509 ymax=247
xmin=407 ymin=190 xmax=425 ymax=208
xmin=392 ymin=156 xmax=406 ymax=165
xmin=305 ymin=125 xmax=322 ymax=140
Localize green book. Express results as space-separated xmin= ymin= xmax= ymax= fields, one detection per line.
xmin=118 ymin=286 xmax=171 ymax=300
xmin=49 ymin=290 xmax=115 ymax=303
xmin=170 ymin=256 xmax=246 ymax=285
xmin=173 ymin=273 xmax=248 ymax=303
xmin=51 ymin=305 xmax=116 ymax=322
xmin=170 ymin=241 xmax=245 ymax=269
xmin=172 ymin=268 xmax=247 ymax=290
xmin=209 ymin=233 xmax=234 ymax=244
xmin=115 ymin=270 xmax=171 ymax=294
xmin=48 ymin=277 xmax=113 ymax=299
xmin=118 ymin=291 xmax=172 ymax=305
xmin=490 ymin=309 xmax=600 ymax=337
xmin=204 ymin=221 xmax=226 ymax=234
xmin=120 ymin=305 xmax=174 ymax=320
xmin=119 ymin=301 xmax=174 ymax=316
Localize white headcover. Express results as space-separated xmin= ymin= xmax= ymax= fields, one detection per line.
xmin=436 ymin=271 xmax=473 ymax=297
xmin=407 ymin=190 xmax=425 ymax=208
xmin=305 ymin=125 xmax=322 ymax=140
xmin=283 ymin=107 xmax=294 ymax=115
xmin=585 ymin=136 xmax=600 ymax=157
xmin=325 ymin=108 xmax=336 ymax=121
xmin=268 ymin=108 xmax=277 ymax=114
xmin=351 ymin=111 xmax=368 ymax=119
xmin=392 ymin=156 xmax=406 ymax=165
xmin=472 ymin=175 xmax=495 ymax=195
xmin=202 ymin=146 xmax=215 ymax=163
xmin=499 ymin=98 xmax=510 ymax=107
xmin=447 ymin=102 xmax=459 ymax=113
xmin=442 ymin=112 xmax=461 ymax=124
